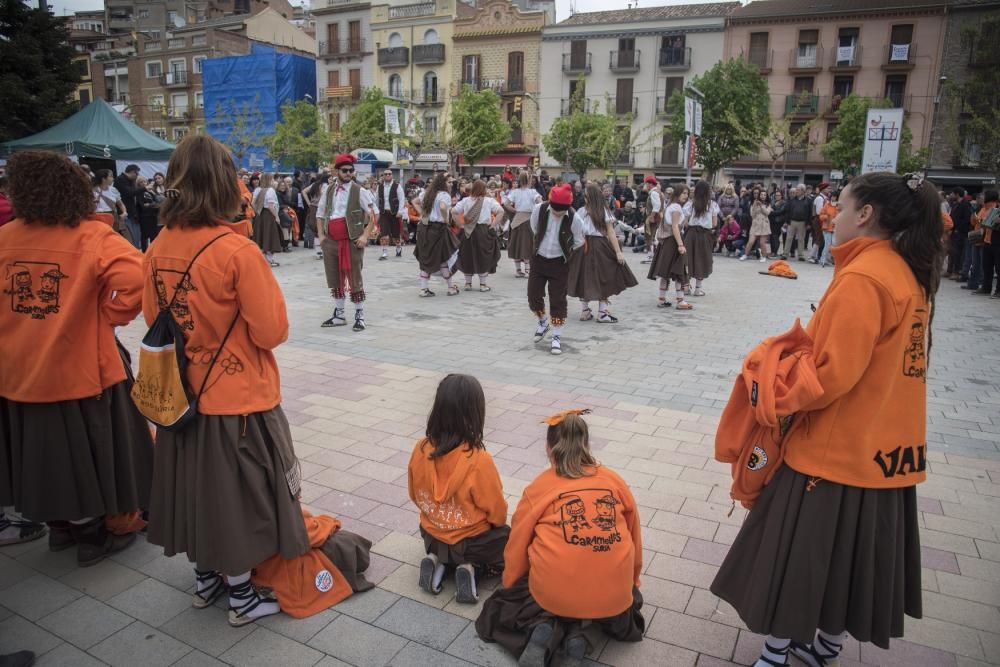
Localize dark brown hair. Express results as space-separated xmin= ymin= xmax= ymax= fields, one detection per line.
xmin=669 ymin=184 xmax=689 ymax=204
xmin=692 ymin=180 xmax=712 ymax=217
xmin=423 ymin=173 xmax=448 ymax=215
xmin=160 ymin=135 xmax=241 ymax=228
xmin=470 ymin=179 xmax=487 ymax=198
xmin=7 ymin=151 xmax=94 ymax=227
xmin=584 ymin=182 xmax=608 ymax=231
xmin=546 ymin=414 xmax=597 ymax=479
xmin=423 ymin=374 xmax=486 ymax=458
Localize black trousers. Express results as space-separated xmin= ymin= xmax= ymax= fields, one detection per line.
xmin=983 ymin=242 xmax=998 ymax=294
xmin=948 ymin=232 xmax=966 ymax=274
xmin=139 ymin=217 xmax=160 ymax=252
xmin=527 ymin=255 xmax=569 ymax=322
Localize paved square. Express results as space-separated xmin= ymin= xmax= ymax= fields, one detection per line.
xmin=4 ymin=245 xmax=999 ymax=666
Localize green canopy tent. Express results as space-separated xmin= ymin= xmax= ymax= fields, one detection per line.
xmin=1 ymin=98 xmax=174 ymax=161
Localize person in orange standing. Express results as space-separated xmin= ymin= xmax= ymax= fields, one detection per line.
xmin=711 ymin=172 xmax=943 ymax=667
xmin=0 ymin=151 xmax=153 ymax=564
xmin=817 ymin=190 xmax=838 ymax=268
xmin=476 ymin=410 xmax=644 ymax=666
xmin=407 ymin=374 xmax=509 ymax=603
xmin=143 ymin=135 xmax=311 ymax=627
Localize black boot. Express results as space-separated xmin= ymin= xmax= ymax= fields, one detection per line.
xmin=519 ymin=622 xmax=553 ymax=667
xmin=70 ymin=518 xmax=136 ymax=567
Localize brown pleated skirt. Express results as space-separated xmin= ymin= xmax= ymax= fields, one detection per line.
xmin=507 ymin=221 xmax=535 ymax=261
xmin=684 ymin=226 xmax=714 ymax=280
xmin=458 ymin=225 xmax=501 ymax=275
xmin=420 ymin=525 xmax=510 ymax=569
xmin=567 ymin=235 xmax=638 ymax=301
xmin=0 ymin=370 xmax=153 ymax=523
xmin=647 ymin=235 xmax=687 ymax=282
xmin=711 ymin=465 xmax=922 ymax=649
xmin=476 ymin=575 xmax=645 ymax=660
xmin=147 ymin=406 xmax=311 ymax=575
xmin=253 ymin=209 xmax=283 ymax=254
xmin=305 ymin=204 xmax=318 ymax=234
xmin=414 ymin=222 xmax=460 ymax=274
xmin=321 ymin=529 xmax=376 ymax=593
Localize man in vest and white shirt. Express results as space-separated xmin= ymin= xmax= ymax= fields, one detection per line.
xmin=377 ymin=168 xmax=407 ymax=260
xmin=641 ymin=176 xmax=664 ymax=263
xmin=316 ymin=153 xmax=379 ymax=331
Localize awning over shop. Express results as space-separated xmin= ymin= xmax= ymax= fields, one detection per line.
xmin=461 ymin=153 xmax=534 ymax=168
xmin=926 ymin=169 xmax=997 ymax=187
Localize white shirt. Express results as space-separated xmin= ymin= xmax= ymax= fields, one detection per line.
xmin=660 ymin=202 xmax=684 ymax=238
xmin=315 ymin=180 xmax=377 ymax=220
xmin=813 ymin=193 xmax=825 ymax=216
xmin=253 ymin=187 xmax=279 ymax=213
xmin=574 ymin=207 xmax=612 ymax=238
xmin=427 ymin=191 xmax=452 ymax=223
xmin=377 ymin=180 xmax=407 ymax=217
xmin=530 ymin=202 xmax=585 ymax=258
xmin=94 ymin=186 xmax=121 ymax=212
xmin=508 ymin=187 xmax=541 ymax=213
xmin=454 ymin=196 xmax=503 ymax=224
xmin=687 ymin=201 xmax=720 ymax=229
xmin=648 ymin=190 xmax=663 ymax=215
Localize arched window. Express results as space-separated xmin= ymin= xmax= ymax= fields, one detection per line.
xmin=388 ymin=73 xmax=403 ymax=99
xmin=423 ymin=29 xmax=438 ymax=45
xmin=388 ymin=32 xmax=403 ymax=48
xmin=423 ymin=71 xmax=438 ymax=103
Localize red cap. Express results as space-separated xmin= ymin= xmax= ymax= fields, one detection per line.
xmin=817 ymin=181 xmax=830 ymax=190
xmin=644 ymin=175 xmax=658 ymax=185
xmin=334 ymin=153 xmax=356 ymax=169
xmin=549 ymin=184 xmax=573 ymax=207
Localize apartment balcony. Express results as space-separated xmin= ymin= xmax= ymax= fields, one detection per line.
xmin=741 ymin=48 xmax=773 ymax=74
xmin=413 ymin=88 xmax=443 ymax=106
xmin=458 ymin=78 xmax=504 ymax=94
xmin=612 ymin=149 xmax=634 ymax=167
xmin=784 ymin=93 xmax=820 ymax=116
xmin=883 ymin=43 xmax=915 ymax=70
xmin=166 ymin=108 xmax=191 ymax=123
xmin=829 ymin=45 xmax=862 ymax=72
xmin=658 ymin=47 xmax=691 ymax=71
xmin=560 ymin=97 xmax=592 ymax=115
xmin=655 ymin=95 xmax=675 ymax=117
xmin=609 ymin=49 xmax=640 ymax=73
xmin=788 ymin=46 xmax=823 ymax=73
xmin=160 ymin=70 xmax=190 ymax=88
xmin=502 ymin=78 xmax=525 ymax=95
xmin=389 ymin=1 xmax=435 ymax=19
xmin=384 ymin=88 xmax=409 ymax=103
xmin=562 ymin=52 xmax=591 ymax=74
xmin=319 ymin=38 xmax=366 ymax=59
xmin=785 ymin=148 xmax=809 ymax=162
xmin=412 ymin=43 xmax=445 ymax=65
xmin=322 ymin=85 xmax=356 ymax=102
xmin=378 ymin=47 xmax=409 ymax=68
xmin=610 ymin=96 xmax=638 ymax=116
xmin=886 ymin=93 xmax=913 ymax=113
xmin=108 ymin=15 xmax=133 ymax=29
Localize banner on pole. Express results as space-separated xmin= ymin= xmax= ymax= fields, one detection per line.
xmin=384 ymin=105 xmax=401 ymax=135
xmin=684 ymin=97 xmax=703 ymax=136
xmin=861 ymin=108 xmax=904 ymax=174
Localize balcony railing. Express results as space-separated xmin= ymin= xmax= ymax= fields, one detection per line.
xmin=378 ymin=47 xmax=409 ymax=68
xmin=160 ymin=70 xmax=189 ymax=87
xmin=886 ymin=93 xmax=912 ymax=112
xmin=166 ymin=108 xmax=191 ymax=122
xmin=741 ymin=48 xmax=773 ymax=73
xmin=610 ymin=49 xmax=640 ymax=72
xmin=789 ymin=46 xmax=823 ymax=71
xmin=560 ymin=98 xmax=592 ymax=115
xmin=413 ymin=43 xmax=445 ymax=64
xmin=319 ymin=38 xmax=366 ymax=57
xmin=659 ymin=47 xmax=691 ymax=70
xmin=384 ymin=88 xmax=409 ymax=102
xmin=784 ymin=93 xmax=820 ymax=116
xmin=883 ymin=43 xmax=915 ymax=68
xmin=389 ymin=1 xmax=434 ymax=18
xmin=562 ymin=52 xmax=591 ymax=74
xmin=610 ymin=96 xmax=638 ymax=116
xmin=459 ymin=78 xmax=505 ymax=94
xmin=655 ymin=95 xmax=677 ymax=117
xmin=786 ymin=148 xmax=808 ymax=161
xmin=830 ymin=44 xmax=862 ymax=70
xmin=413 ymin=88 xmax=442 ymax=105
xmin=503 ymin=78 xmax=525 ymax=95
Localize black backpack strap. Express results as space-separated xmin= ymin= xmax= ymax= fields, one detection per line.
xmin=194 ymin=309 xmax=240 ymax=401
xmin=165 ymin=233 xmax=230 ymax=310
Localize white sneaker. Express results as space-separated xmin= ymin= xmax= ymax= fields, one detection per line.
xmin=534 ymin=320 xmax=550 ymax=342
xmin=739 ymin=255 xmax=748 ymax=261
xmin=759 ymin=256 xmax=767 ymax=263
xmin=550 ymin=335 xmax=562 ymax=355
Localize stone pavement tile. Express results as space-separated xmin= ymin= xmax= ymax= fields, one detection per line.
xmin=331 ymin=586 xmax=400 ymax=622
xmin=59 ymin=559 xmax=147 ymax=601
xmin=957 ymin=554 xmax=1000 ymax=582
xmin=976 ymin=539 xmax=1000 ymax=562
xmin=445 ymin=623 xmax=518 ymax=667
xmin=32 ymin=642 xmax=107 ymax=667
xmin=307 ymin=468 xmax=370 ymax=493
xmin=391 ymin=641 xmax=478 ymax=667
xmin=979 ymin=630 xmax=1000 ymax=664
xmin=311 ymin=490 xmax=380 ymax=519
xmin=920 ymin=529 xmax=980 ymax=557
xmin=350 ymin=459 xmax=407 ymax=484
xmin=0 ymin=615 xmax=62 ymax=656
xmin=641 ymin=527 xmax=688 ymax=557
xmin=713 ymin=524 xmax=741 ymax=546
xmin=38 ymin=595 xmax=133 ymax=649
xmin=371 ymin=531 xmax=426 ymax=566
xmin=956 ymin=658 xmax=994 ymax=667
xmin=0 ymin=553 xmax=37 ymax=591
xmin=219 ymin=626 xmax=324 ymax=667
xmin=256 ymin=608 xmax=337 ymax=644
xmin=374 ymin=597 xmax=469 ymax=650
xmin=649 ymin=512 xmax=718 ymax=541
xmin=684 ymin=588 xmax=746 ymax=631
xmin=305 ymin=449 xmax=364 ymax=470
xmin=626 ymin=458 xmax=684 ymax=480
xmin=14 ymin=543 xmax=81 ymax=579
xmin=681 ymin=539 xmax=731 ymax=567
xmin=379 ymin=563 xmax=454 ymax=609
xmin=646 ymin=609 xmax=738 ymax=660
xmin=630 ymin=489 xmax=685 ymax=514
xmin=314 ymin=658 xmax=352 ymax=667
xmin=442 ymin=577 xmax=500 ymax=622
xmin=646 ymin=553 xmax=719 ymax=590
xmin=3 ymin=574 xmax=83 ymax=621
xmin=171 ymin=650 xmax=226 ymax=666
xmin=936 ymin=572 xmax=1000 ymax=606
xmin=363 ymin=552 xmax=403 ymax=585
xmin=924 ymin=514 xmax=997 ymax=542
xmin=91 ymin=621 xmax=192 ymax=667
xmin=108 ymin=534 xmax=162 ymax=569
xmin=681 ymin=499 xmax=747 ymax=527
xmin=0 ymin=534 xmax=49 ymax=559
xmin=859 ymin=638 xmax=958 ymax=666
xmin=137 ymin=553 xmax=198 ymax=591
xmin=693 ymin=657 xmax=741 ymax=667
xmin=352 ymin=479 xmax=413 ymax=507
xmin=922 ymin=591 xmax=1000 ymax=634
xmin=361 ymin=504 xmax=421 ymax=534
xmin=308 ymin=614 xmax=408 ymax=667
xmin=0 ymin=605 xmax=10 ymax=622
xmin=335 ymin=516 xmax=392 ymax=544
xmin=297 ymin=479 xmax=332 ymax=504
xmin=599 ymin=636 xmax=698 ymax=667
xmin=920 ymin=547 xmax=960 ymax=574
xmin=638 ymin=574 xmax=693 ymax=612
xmin=649 ymin=477 xmax=714 ymax=502
xmin=160 ymin=606 xmax=254 ymax=657
xmin=107 ymin=577 xmax=192 ymax=628
xmin=345 ymin=441 xmax=400 ymax=463
xmin=894 ymin=616 xmax=985 ymax=660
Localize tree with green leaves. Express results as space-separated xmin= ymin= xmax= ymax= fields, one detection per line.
xmin=542 ymin=85 xmax=629 ymax=177
xmin=666 ymin=57 xmax=770 ymax=179
xmin=212 ymin=95 xmax=266 ymax=163
xmin=339 ymin=88 xmax=401 ymax=151
xmin=0 ymin=0 xmax=82 ymax=142
xmin=760 ymin=92 xmax=823 ymax=183
xmin=943 ymin=17 xmax=1000 ymax=178
xmin=263 ymin=100 xmax=332 ymax=169
xmin=822 ymin=94 xmax=929 ymax=175
xmin=445 ymin=85 xmax=511 ymax=172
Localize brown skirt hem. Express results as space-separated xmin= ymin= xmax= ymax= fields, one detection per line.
xmin=458 ymin=225 xmax=501 ymax=276
xmin=253 ymin=209 xmax=283 ymax=254
xmin=684 ymin=226 xmax=714 ymax=280
xmin=415 ymin=222 xmax=460 ymax=274
xmin=567 ymin=236 xmax=638 ymax=301
xmin=321 ymin=529 xmax=376 ymax=593
xmin=507 ymin=222 xmax=534 ymax=261
xmin=646 ymin=236 xmax=687 ymax=282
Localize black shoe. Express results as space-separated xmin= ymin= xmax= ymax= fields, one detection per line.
xmin=353 ymin=313 xmax=366 ymax=331
xmin=563 ymin=635 xmax=587 ymax=667
xmin=71 ymin=518 xmax=136 ymax=567
xmin=396 ymin=246 xmax=403 ymax=257
xmin=0 ymin=651 xmax=36 ymax=667
xmin=519 ymin=622 xmax=553 ymax=667
xmin=321 ymin=308 xmax=347 ymax=328
xmin=47 ymin=521 xmax=74 ymax=551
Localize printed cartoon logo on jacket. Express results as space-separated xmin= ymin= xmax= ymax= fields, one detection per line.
xmin=414 ymin=490 xmax=472 ymax=531
xmin=4 ymin=261 xmax=69 ymax=319
xmin=902 ymin=311 xmax=927 ymax=382
xmin=153 ymin=269 xmax=196 ymax=331
xmin=556 ymin=489 xmax=623 ymax=552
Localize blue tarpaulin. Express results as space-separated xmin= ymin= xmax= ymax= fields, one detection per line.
xmin=203 ymin=43 xmax=316 ymax=172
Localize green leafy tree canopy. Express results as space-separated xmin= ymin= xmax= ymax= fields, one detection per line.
xmin=0 ymin=0 xmax=82 ymax=142
xmin=263 ymin=99 xmax=332 ymax=169
xmin=667 ymin=57 xmax=770 ymax=178
xmin=822 ymin=94 xmax=928 ymax=174
xmin=542 ymin=85 xmax=628 ymax=177
xmin=340 ymin=87 xmax=400 ymax=151
xmin=447 ymin=85 xmax=512 ymax=168
xmin=944 ymin=17 xmax=1000 ymax=178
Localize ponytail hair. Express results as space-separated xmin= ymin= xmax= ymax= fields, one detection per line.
xmin=546 ymin=414 xmax=597 ymax=478
xmin=845 ymin=172 xmax=945 ymax=357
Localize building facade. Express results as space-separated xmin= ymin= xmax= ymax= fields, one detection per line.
xmin=539 ymin=2 xmax=737 ymax=181
xmin=451 ymin=0 xmax=549 ymax=172
xmin=724 ymin=0 xmax=948 ymax=186
xmin=312 ymin=0 xmax=374 ymax=136
xmin=105 ymin=0 xmax=294 ymax=40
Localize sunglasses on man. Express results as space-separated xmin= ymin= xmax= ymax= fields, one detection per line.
xmin=339 ymin=167 xmax=355 ymax=174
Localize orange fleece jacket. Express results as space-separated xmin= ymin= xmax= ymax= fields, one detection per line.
xmin=407 ymin=440 xmax=508 ymax=544
xmin=0 ymin=219 xmax=143 ymax=402
xmin=783 ymin=236 xmax=929 ymax=488
xmin=502 ymin=465 xmax=642 ymax=619
xmin=141 ymin=223 xmax=288 ymax=415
